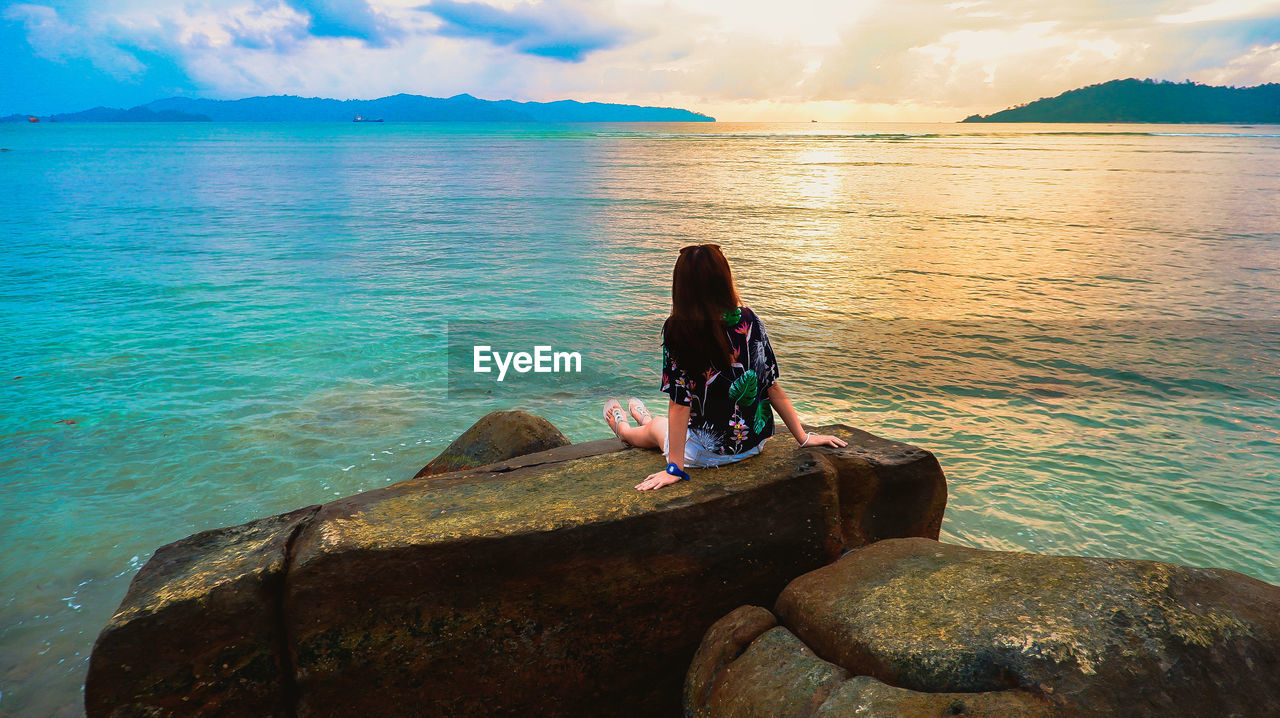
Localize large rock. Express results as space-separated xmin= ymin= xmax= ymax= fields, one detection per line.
xmin=685 ymin=607 xmax=1050 ymax=718
xmin=413 ymin=409 xmax=570 ymax=477
xmin=85 ymin=505 xmax=319 ymax=717
xmin=87 ymin=422 xmax=947 ymax=717
xmin=687 ymin=538 xmax=1280 ymax=717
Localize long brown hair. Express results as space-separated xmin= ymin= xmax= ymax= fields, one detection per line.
xmin=663 ymin=244 xmax=741 ymax=373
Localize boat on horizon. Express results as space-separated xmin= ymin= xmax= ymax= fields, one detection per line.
xmin=28 ymin=116 xmax=39 ymax=123
xmin=352 ymin=115 xmax=384 ymax=123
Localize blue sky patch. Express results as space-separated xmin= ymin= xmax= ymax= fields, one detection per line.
xmin=286 ymin=0 xmax=402 ymax=46
xmin=420 ymin=0 xmax=630 ymax=62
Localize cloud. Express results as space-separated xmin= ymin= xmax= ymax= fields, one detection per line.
xmin=4 ymin=3 xmax=146 ymax=78
xmin=1158 ymin=0 xmax=1280 ymax=25
xmin=418 ymin=0 xmax=632 ymax=61
xmin=6 ymin=0 xmax=1280 ymax=119
xmin=1201 ymin=41 xmax=1280 ymax=82
xmin=0 ymin=3 xmax=199 ymax=114
xmin=166 ymin=2 xmax=312 ymax=52
xmin=782 ymin=0 xmax=1280 ymax=110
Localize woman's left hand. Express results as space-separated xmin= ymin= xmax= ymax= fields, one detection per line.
xmin=636 ymin=470 xmax=682 ymax=491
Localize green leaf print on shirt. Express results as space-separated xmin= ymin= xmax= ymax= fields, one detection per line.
xmin=728 ymin=370 xmax=757 ymax=406
xmin=753 ymin=400 xmax=771 ymax=434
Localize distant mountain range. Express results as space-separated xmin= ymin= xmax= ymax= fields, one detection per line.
xmin=1 ymin=106 xmax=212 ymax=123
xmin=2 ymin=93 xmax=714 ymax=123
xmin=963 ymin=79 xmax=1280 ymax=123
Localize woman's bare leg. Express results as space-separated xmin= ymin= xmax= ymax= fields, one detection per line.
xmin=607 ymin=398 xmax=672 ymax=453
xmin=617 ymin=415 xmax=665 ymax=449
xmin=648 ymin=417 xmax=669 ymax=453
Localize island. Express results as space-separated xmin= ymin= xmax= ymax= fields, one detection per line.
xmin=4 ymin=93 xmax=714 ymax=123
xmin=962 ymin=78 xmax=1280 ymax=123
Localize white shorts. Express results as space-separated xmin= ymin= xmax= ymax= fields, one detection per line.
xmin=663 ymin=432 xmax=766 ymax=469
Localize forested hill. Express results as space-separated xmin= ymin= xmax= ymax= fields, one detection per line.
xmin=4 ymin=93 xmax=715 ymax=123
xmin=962 ymin=79 xmax=1280 ymax=123
xmin=143 ymin=93 xmax=714 ymax=122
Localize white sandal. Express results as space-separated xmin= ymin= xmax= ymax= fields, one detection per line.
xmin=603 ymin=398 xmax=629 ymax=439
xmin=627 ymin=397 xmax=651 ymax=425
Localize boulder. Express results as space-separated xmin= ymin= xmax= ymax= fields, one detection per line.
xmin=86 ymin=423 xmax=947 ymax=717
xmin=85 ymin=505 xmax=319 ymax=717
xmin=413 ymin=410 xmax=570 ymax=477
xmin=686 ymin=611 xmax=1050 ymax=718
xmin=687 ymin=538 xmax=1280 ymax=717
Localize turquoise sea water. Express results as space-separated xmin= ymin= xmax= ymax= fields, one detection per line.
xmin=2 ymin=121 xmax=1279 ymax=716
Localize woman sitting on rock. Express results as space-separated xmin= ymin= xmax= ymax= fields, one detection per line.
xmin=604 ymin=243 xmax=847 ymax=491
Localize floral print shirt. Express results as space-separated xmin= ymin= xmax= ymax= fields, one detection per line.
xmin=661 ymin=306 xmax=780 ymax=455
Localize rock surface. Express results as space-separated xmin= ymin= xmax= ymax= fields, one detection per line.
xmin=86 ymin=414 xmax=947 ymax=717
xmin=85 ymin=505 xmax=319 ymax=717
xmin=687 ymin=538 xmax=1280 ymax=717
xmin=413 ymin=409 xmax=570 ymax=477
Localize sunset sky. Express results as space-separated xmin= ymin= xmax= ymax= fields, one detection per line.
xmin=4 ymin=0 xmax=1280 ymax=119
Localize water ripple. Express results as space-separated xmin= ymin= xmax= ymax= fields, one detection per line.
xmin=1 ymin=121 xmax=1278 ymax=716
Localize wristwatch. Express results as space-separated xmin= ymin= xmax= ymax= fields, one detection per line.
xmin=665 ymin=462 xmax=691 ymax=481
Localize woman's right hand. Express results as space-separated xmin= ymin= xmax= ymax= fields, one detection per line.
xmin=800 ymin=433 xmax=848 ymax=448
